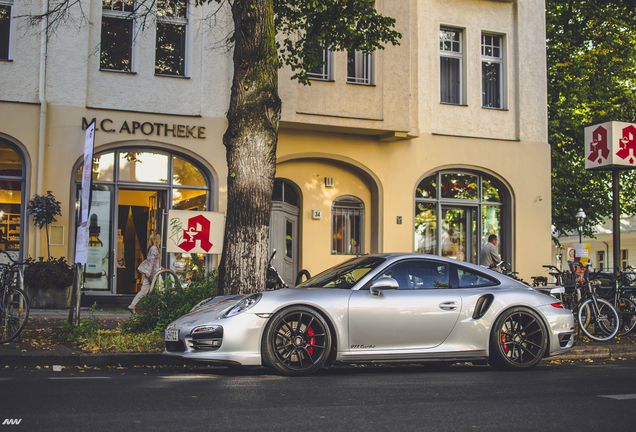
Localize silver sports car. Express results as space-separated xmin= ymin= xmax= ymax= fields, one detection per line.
xmin=164 ymin=253 xmax=575 ymax=376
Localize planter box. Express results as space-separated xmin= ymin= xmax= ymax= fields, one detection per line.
xmin=26 ymin=285 xmax=71 ymax=309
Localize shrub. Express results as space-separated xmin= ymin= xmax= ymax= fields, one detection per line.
xmin=24 ymin=256 xmax=74 ymax=290
xmin=122 ymin=266 xmax=218 ymax=333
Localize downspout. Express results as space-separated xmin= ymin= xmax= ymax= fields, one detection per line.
xmin=35 ymin=0 xmax=50 ymax=257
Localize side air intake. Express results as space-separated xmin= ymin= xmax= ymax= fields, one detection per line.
xmin=473 ymin=294 xmax=495 ymax=319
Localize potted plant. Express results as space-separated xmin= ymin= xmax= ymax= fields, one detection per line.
xmin=24 ymin=191 xmax=74 ymax=308
xmin=24 ymin=257 xmax=74 ymax=308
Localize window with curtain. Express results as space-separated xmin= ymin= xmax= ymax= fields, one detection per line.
xmin=440 ymin=28 xmax=462 ymax=105
xmin=347 ymin=50 xmax=372 ymax=85
xmin=155 ymin=0 xmax=188 ymax=76
xmin=332 ymin=196 xmax=364 ymax=255
xmin=101 ymin=0 xmax=135 ymax=71
xmin=482 ymin=34 xmax=503 ymax=109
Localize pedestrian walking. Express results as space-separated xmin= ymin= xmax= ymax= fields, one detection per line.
xmin=129 ymin=233 xmax=161 ymax=312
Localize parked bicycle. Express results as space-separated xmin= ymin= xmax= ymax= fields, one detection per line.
xmin=597 ymin=266 xmax=636 ymax=336
xmin=540 ymin=263 xmax=619 ymax=341
xmin=0 ymin=250 xmax=30 ymax=343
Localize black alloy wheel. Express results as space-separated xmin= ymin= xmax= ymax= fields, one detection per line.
xmin=489 ymin=307 xmax=547 ymax=371
xmin=262 ymin=306 xmax=332 ymax=376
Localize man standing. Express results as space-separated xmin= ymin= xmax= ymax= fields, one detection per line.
xmin=480 ymin=234 xmax=502 ymax=268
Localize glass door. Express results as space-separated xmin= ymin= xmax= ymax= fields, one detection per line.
xmin=441 ymin=206 xmax=478 ymax=263
xmin=115 ymin=189 xmax=166 ymax=295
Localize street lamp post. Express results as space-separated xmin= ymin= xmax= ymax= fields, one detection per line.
xmin=575 ymin=208 xmax=586 ymax=244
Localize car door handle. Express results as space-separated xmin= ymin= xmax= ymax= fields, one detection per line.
xmin=439 ymin=301 xmax=458 ymax=311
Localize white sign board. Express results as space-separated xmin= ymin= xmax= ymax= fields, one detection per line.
xmin=167 ymin=210 xmax=224 ymax=254
xmin=74 ymin=121 xmax=95 ymax=265
xmin=585 ymin=121 xmax=636 ymax=170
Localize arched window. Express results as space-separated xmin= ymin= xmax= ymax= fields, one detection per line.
xmin=74 ymin=149 xmax=210 ymax=293
xmin=415 ymin=171 xmax=505 ymax=264
xmin=332 ymin=196 xmax=364 ymax=255
xmin=0 ymin=140 xmax=25 ymax=261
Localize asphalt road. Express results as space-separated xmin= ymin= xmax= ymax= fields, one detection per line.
xmin=2 ymin=360 xmax=636 ymax=431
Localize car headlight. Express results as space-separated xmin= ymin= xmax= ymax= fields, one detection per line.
xmin=224 ymin=293 xmax=262 ymax=318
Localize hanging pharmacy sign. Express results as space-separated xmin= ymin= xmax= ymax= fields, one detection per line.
xmin=585 ymin=121 xmax=636 ymax=170
xmin=167 ymin=210 xmax=225 ymax=254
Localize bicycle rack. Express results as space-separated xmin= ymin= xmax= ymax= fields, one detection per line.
xmin=149 ymin=268 xmax=182 ymax=294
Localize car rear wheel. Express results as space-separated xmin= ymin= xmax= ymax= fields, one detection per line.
xmin=262 ymin=306 xmax=332 ymax=376
xmin=489 ymin=307 xmax=547 ymax=371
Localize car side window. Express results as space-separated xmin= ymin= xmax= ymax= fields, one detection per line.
xmin=375 ymin=260 xmax=450 ymax=289
xmin=454 ymin=265 xmax=498 ymax=288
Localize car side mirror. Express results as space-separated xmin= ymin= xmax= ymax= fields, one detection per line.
xmin=370 ymin=277 xmax=399 ymax=296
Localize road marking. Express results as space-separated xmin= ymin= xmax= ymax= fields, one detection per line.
xmin=49 ymin=377 xmax=113 ymax=380
xmin=598 ymin=394 xmax=636 ymax=400
xmin=158 ymin=375 xmax=218 ymax=380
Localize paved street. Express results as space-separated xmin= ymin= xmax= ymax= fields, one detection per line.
xmin=2 ymin=359 xmax=636 ymax=431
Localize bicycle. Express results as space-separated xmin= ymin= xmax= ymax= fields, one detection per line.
xmin=598 ymin=266 xmax=636 ymax=336
xmin=539 ymin=263 xmax=619 ymax=341
xmin=0 ymin=250 xmax=30 ymax=343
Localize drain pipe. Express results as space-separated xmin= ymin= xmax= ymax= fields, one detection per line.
xmin=35 ymin=0 xmax=50 ymax=258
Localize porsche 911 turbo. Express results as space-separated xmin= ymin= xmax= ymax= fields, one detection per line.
xmin=164 ymin=253 xmax=575 ymax=376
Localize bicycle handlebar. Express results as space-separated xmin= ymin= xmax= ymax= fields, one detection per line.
xmin=0 ymin=249 xmax=17 ymax=264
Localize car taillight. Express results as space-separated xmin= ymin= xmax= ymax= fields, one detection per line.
xmin=551 ymin=302 xmax=564 ymax=308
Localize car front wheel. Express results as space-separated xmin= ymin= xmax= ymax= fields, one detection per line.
xmin=261 ymin=306 xmax=332 ymax=376
xmin=489 ymin=307 xmax=547 ymax=371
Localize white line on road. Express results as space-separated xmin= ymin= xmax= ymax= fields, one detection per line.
xmin=598 ymin=394 xmax=636 ymax=400
xmin=48 ymin=377 xmax=113 ymax=380
xmin=158 ymin=375 xmax=218 ymax=380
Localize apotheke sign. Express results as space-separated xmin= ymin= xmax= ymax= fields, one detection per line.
xmin=82 ymin=117 xmax=206 ymax=139
xmin=585 ymin=121 xmax=636 ymax=170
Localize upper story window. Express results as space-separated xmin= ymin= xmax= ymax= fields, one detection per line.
xmin=332 ymin=196 xmax=364 ymax=255
xmin=347 ymin=50 xmax=373 ymax=85
xmin=482 ymin=34 xmax=503 ymax=109
xmin=0 ymin=0 xmax=13 ymax=60
xmin=307 ymin=42 xmax=332 ymax=81
xmin=440 ymin=28 xmax=463 ymax=105
xmin=101 ymin=0 xmax=135 ymax=71
xmin=155 ymin=0 xmax=188 ymax=76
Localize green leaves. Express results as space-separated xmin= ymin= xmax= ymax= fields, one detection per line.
xmin=26 ymin=191 xmax=62 ymax=229
xmin=547 ymin=0 xmax=636 ymax=238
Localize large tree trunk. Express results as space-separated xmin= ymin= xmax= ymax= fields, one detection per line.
xmin=217 ymin=0 xmax=281 ymax=295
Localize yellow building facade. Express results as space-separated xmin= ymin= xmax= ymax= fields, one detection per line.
xmin=0 ymin=0 xmax=552 ymax=303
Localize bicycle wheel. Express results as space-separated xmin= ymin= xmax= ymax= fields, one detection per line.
xmin=617 ymin=297 xmax=636 ymax=336
xmin=578 ymin=298 xmax=619 ymax=341
xmin=0 ymin=287 xmax=29 ymax=343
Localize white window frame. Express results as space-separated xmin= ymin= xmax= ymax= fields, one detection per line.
xmin=440 ymin=27 xmax=463 ymax=105
xmin=331 ymin=196 xmax=364 ymax=255
xmin=0 ymin=0 xmax=14 ymax=60
xmin=101 ymin=0 xmax=136 ymax=72
xmin=622 ymin=249 xmax=629 ymax=269
xmin=597 ymin=250 xmax=605 ymax=271
xmin=307 ymin=44 xmax=333 ymax=81
xmin=155 ymin=0 xmax=189 ymax=77
xmin=347 ymin=50 xmax=373 ymax=85
xmin=481 ymin=33 xmax=504 ymax=109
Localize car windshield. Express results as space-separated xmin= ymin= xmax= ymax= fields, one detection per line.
xmin=297 ymin=256 xmax=386 ymax=289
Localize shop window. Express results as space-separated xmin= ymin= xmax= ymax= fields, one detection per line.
xmin=101 ymin=0 xmax=134 ymax=71
xmin=0 ymin=141 xmax=25 ymax=262
xmin=74 ymin=149 xmax=210 ymax=293
xmin=332 ymin=196 xmax=364 ymax=255
xmin=415 ymin=171 xmax=505 ymax=265
xmin=155 ymin=0 xmax=188 ymax=76
xmin=440 ymin=27 xmax=463 ymax=105
xmin=347 ymin=50 xmax=373 ymax=85
xmin=0 ymin=0 xmax=12 ymax=60
xmin=482 ymin=34 xmax=504 ymax=109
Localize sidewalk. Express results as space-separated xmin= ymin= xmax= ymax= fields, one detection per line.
xmin=2 ymin=308 xmax=636 ymax=369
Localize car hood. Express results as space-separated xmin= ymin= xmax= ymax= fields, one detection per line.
xmin=168 ymin=294 xmax=247 ymax=328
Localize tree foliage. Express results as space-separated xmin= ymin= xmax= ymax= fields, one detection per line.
xmin=547 ymin=0 xmax=636 ymax=240
xmin=26 ymin=191 xmax=62 ymax=259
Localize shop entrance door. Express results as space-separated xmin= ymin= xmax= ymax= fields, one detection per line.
xmin=440 ymin=206 xmax=477 ymax=264
xmin=115 ymin=189 xmax=166 ymax=295
xmin=269 ymin=202 xmax=298 ymax=286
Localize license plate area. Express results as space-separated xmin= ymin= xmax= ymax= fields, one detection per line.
xmin=164 ymin=329 xmax=179 ymax=342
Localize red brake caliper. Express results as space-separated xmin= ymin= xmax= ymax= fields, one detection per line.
xmin=501 ymin=332 xmax=508 ymax=353
xmin=307 ymin=327 xmax=315 ymax=356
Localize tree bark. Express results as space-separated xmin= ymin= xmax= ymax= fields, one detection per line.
xmin=217 ymin=0 xmax=281 ymax=295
